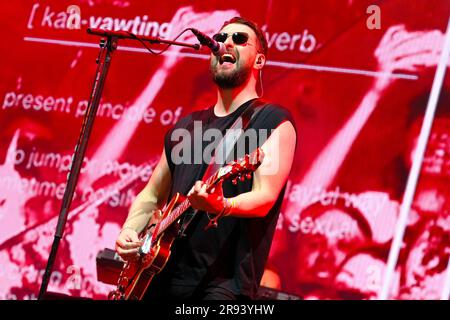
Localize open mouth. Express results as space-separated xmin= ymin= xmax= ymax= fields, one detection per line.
xmin=219 ymin=53 xmax=237 ymax=65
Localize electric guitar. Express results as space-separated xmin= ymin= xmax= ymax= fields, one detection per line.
xmin=108 ymin=148 xmax=264 ymax=300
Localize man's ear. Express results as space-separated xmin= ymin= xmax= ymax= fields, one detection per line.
xmin=255 ymin=53 xmax=266 ymax=69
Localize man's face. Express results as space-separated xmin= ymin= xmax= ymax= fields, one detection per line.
xmin=210 ymin=23 xmax=261 ymax=89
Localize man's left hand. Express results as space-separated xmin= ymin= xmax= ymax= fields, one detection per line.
xmin=187 ymin=180 xmax=225 ymax=214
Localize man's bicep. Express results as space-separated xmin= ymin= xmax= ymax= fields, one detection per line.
xmin=254 ymin=121 xmax=296 ymax=201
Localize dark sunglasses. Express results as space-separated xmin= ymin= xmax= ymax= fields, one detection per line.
xmin=212 ymin=32 xmax=251 ymax=45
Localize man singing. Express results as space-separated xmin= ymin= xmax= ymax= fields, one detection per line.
xmin=115 ymin=16 xmax=297 ymax=300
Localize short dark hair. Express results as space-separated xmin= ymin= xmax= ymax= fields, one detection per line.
xmin=220 ymin=17 xmax=268 ymax=56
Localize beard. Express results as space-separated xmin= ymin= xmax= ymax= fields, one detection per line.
xmin=210 ymin=60 xmax=252 ymax=89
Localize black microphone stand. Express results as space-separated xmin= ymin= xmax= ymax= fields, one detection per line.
xmin=38 ymin=29 xmax=200 ymax=300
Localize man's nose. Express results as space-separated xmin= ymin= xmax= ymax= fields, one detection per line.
xmin=224 ymin=36 xmax=234 ymax=49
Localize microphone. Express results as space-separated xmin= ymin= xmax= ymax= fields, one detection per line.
xmin=191 ymin=29 xmax=227 ymax=56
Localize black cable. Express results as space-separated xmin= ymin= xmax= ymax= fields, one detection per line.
xmin=124 ymin=28 xmax=196 ymax=55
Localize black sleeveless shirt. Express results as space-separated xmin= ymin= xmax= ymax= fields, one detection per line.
xmin=152 ymin=98 xmax=295 ymax=299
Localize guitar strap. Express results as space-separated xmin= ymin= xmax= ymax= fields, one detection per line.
xmin=178 ymin=99 xmax=267 ymax=236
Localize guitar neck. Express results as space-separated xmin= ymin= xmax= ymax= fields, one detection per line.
xmin=156 ymin=172 xmax=218 ymax=237
xmin=154 ymin=148 xmax=262 ymax=237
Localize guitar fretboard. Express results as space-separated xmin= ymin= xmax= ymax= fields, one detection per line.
xmin=156 ymin=172 xmax=217 ymax=236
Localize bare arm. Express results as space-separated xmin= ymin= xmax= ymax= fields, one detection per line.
xmin=123 ymin=149 xmax=172 ymax=233
xmin=116 ymin=149 xmax=172 ymax=260
xmin=188 ymin=120 xmax=297 ymax=218
xmin=227 ymin=121 xmax=296 ymax=217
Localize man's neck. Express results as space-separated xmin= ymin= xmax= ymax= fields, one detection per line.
xmin=214 ymin=84 xmax=258 ymax=117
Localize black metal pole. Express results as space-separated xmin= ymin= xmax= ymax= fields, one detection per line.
xmin=38 ymin=36 xmax=117 ymax=300
xmin=37 ymin=28 xmax=200 ymax=300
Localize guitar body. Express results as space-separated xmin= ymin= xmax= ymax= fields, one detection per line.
xmin=109 ymin=193 xmax=183 ymax=300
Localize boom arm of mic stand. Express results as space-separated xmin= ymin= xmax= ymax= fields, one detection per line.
xmin=87 ymin=28 xmax=201 ymax=50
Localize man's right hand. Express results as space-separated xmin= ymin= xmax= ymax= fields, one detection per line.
xmin=115 ymin=228 xmax=142 ymax=261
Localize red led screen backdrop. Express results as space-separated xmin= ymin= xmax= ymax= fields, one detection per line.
xmin=0 ymin=0 xmax=449 ymax=299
